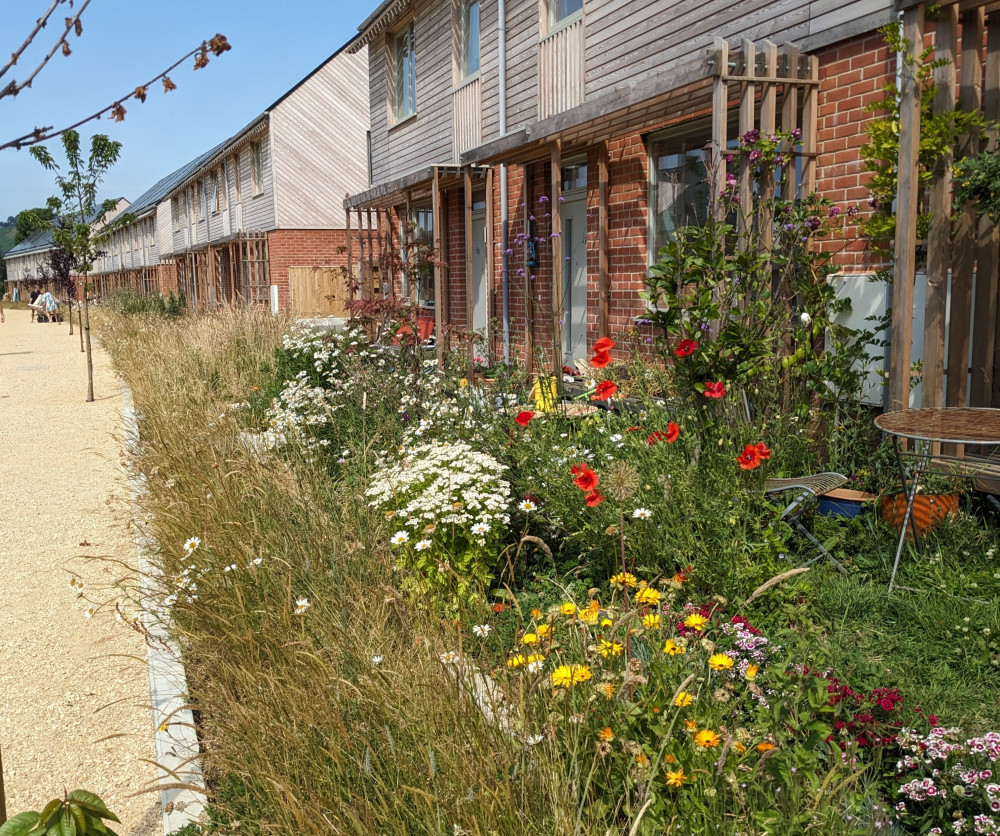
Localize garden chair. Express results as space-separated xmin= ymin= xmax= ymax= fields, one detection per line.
xmin=764 ymin=473 xmax=849 ymax=572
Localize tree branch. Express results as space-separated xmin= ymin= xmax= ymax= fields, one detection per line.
xmin=0 ymin=0 xmax=71 ymax=85
xmin=0 ymin=0 xmax=92 ymax=101
xmin=1 ymin=34 xmax=230 ymax=152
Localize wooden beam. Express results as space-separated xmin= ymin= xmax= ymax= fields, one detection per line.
xmin=738 ymin=40 xmax=756 ymax=239
xmin=759 ymin=42 xmax=779 ymax=255
xmin=711 ymin=38 xmax=729 ymax=221
xmin=889 ymin=5 xmax=925 ymax=412
xmin=550 ymin=140 xmax=564 ymax=378
xmin=948 ymin=8 xmax=984 ymax=409
xmin=598 ymin=140 xmax=610 ymax=339
xmin=781 ymin=44 xmax=800 ymax=202
xmin=800 ymin=55 xmax=820 ymax=195
xmin=523 ymin=164 xmax=534 ymax=371
xmin=405 ymin=190 xmax=414 ymax=304
xmin=345 ymin=198 xmax=354 ymax=301
xmin=485 ymin=165 xmax=495 ymax=356
xmin=432 ymin=167 xmax=444 ymax=366
xmin=366 ymin=209 xmax=375 ymax=298
xmin=464 ymin=166 xmax=475 ymax=377
xmin=355 ymin=210 xmax=366 ymax=300
xmin=975 ymin=12 xmax=1000 ymax=406
xmin=923 ymin=4 xmax=958 ymax=409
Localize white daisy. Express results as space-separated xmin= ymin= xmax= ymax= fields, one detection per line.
xmin=371 ymin=655 xmax=384 ymax=665
xmin=415 ymin=539 xmax=432 ymax=551
xmin=472 ymin=624 xmax=492 ymax=638
xmin=471 ymin=522 xmax=490 ymax=536
xmin=632 ymin=508 xmax=653 ymax=520
xmin=439 ymin=651 xmax=460 ymax=664
xmin=390 ymin=530 xmax=410 ymax=546
xmin=526 ymin=657 xmax=545 ymax=673
xmin=249 ymin=557 xmax=263 ymax=567
xmin=519 ymin=499 xmax=537 ymax=513
xmin=525 ymin=734 xmax=544 ymax=745
xmin=183 ymin=537 xmax=201 ymax=554
xmin=294 ymin=597 xmax=311 ymax=615
xmin=84 ymin=606 xmax=95 ymax=620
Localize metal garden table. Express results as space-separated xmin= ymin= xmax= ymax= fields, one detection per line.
xmin=874 ymin=407 xmax=1000 ymax=593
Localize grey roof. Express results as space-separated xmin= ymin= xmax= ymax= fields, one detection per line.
xmin=128 ymin=142 xmax=229 ymax=218
xmin=4 ymin=227 xmax=55 ymax=258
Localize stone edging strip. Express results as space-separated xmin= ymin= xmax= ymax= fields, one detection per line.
xmin=121 ymin=385 xmax=206 ymax=835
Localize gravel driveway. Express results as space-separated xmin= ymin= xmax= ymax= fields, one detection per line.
xmin=0 ymin=309 xmax=161 ymax=835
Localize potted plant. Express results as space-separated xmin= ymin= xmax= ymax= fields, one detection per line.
xmin=878 ymin=470 xmax=963 ymax=540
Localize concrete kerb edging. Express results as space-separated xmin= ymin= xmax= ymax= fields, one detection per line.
xmin=121 ymin=384 xmax=206 ymax=835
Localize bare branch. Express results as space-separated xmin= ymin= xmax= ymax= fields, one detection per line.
xmin=0 ymin=0 xmax=93 ymax=101
xmin=0 ymin=34 xmax=231 ymax=152
xmin=0 ymin=0 xmax=71 ymax=84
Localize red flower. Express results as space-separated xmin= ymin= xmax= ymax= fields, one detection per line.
xmin=515 ymin=411 xmax=534 ymax=427
xmin=493 ymin=603 xmax=508 ymax=613
xmin=570 ymin=461 xmax=589 ymax=476
xmin=703 ymin=381 xmax=726 ymax=399
xmin=738 ymin=444 xmax=762 ymax=470
xmin=591 ymin=380 xmax=618 ymax=401
xmin=755 ymin=442 xmax=771 ymax=460
xmin=585 ymin=489 xmax=605 ymax=507
xmin=590 ymin=349 xmax=612 ymax=368
xmin=928 ymin=714 xmax=939 ymax=727
xmin=574 ymin=467 xmax=599 ymax=492
xmin=674 ymin=339 xmax=698 ymax=357
xmin=626 ymin=426 xmax=643 ymax=433
xmin=593 ymin=337 xmax=616 ymax=353
xmin=647 ymin=422 xmax=680 ymax=445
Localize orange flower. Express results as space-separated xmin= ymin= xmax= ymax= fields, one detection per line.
xmin=757 ymin=741 xmax=776 ymax=753
xmin=665 ymin=768 xmax=687 ymax=787
xmin=694 ymin=729 xmax=721 ymax=748
xmin=597 ymin=727 xmax=615 ymax=743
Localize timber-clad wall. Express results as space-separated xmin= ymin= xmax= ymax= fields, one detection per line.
xmin=538 ymin=17 xmax=584 ymax=120
xmin=271 ymin=46 xmax=370 ymax=229
xmin=366 ymin=0 xmax=895 ymax=182
xmin=453 ymin=78 xmax=482 ymax=156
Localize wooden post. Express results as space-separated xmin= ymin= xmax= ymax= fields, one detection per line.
xmin=464 ymin=166 xmax=475 ymax=377
xmin=523 ymin=165 xmax=534 ymax=371
xmin=485 ymin=166 xmax=496 ymax=355
xmin=800 ymin=55 xmax=819 ymax=195
xmin=738 ymin=40 xmax=756 ymax=239
xmin=923 ymin=6 xmax=958 ymax=410
xmin=781 ymin=45 xmax=800 ymax=202
xmin=345 ymin=202 xmax=354 ymax=299
xmin=711 ymin=38 xmax=730 ymax=221
xmin=550 ymin=140 xmax=564 ymax=378
xmin=759 ymin=42 xmax=779 ymax=255
xmin=974 ymin=13 xmax=1000 ymax=407
xmin=432 ymin=167 xmax=445 ymax=366
xmin=949 ymin=8 xmax=984 ymax=410
xmin=889 ymin=5 xmax=924 ymax=412
xmin=598 ymin=140 xmax=610 ymax=338
xmin=356 ymin=209 xmax=367 ymax=300
xmin=366 ymin=209 xmax=376 ymax=299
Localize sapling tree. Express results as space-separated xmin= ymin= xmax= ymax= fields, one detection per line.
xmin=37 ymin=224 xmax=80 ymax=338
xmin=0 ymin=789 xmax=122 ymax=836
xmin=30 ymin=130 xmax=134 ymax=401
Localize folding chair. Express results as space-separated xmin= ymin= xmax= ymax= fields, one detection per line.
xmin=765 ymin=473 xmax=849 ymax=572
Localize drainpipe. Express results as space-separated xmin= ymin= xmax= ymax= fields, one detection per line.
xmin=499 ymin=0 xmax=511 ymax=362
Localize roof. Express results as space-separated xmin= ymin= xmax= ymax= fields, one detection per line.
xmin=4 ymin=227 xmax=55 ymax=258
xmin=351 ymin=0 xmax=409 ymax=51
xmin=127 ymin=144 xmax=228 ymax=218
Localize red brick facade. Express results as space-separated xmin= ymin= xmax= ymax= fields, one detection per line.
xmin=267 ymin=228 xmax=351 ymax=311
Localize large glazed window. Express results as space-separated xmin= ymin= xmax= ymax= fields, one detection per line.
xmin=250 ymin=141 xmax=264 ymax=196
xmin=648 ymin=134 xmax=712 ymax=259
xmin=394 ymin=23 xmax=417 ymax=121
xmin=550 ymin=0 xmax=583 ymax=27
xmin=460 ymin=0 xmax=480 ymax=80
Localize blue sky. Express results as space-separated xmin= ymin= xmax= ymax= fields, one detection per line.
xmin=0 ymin=0 xmax=378 ymax=221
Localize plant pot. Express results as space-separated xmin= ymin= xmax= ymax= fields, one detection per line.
xmin=818 ymin=488 xmax=877 ymax=519
xmin=879 ymin=493 xmax=960 ymax=539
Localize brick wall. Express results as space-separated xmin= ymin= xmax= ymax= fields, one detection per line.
xmin=267 ymin=228 xmax=350 ymax=311
xmin=157 ymin=262 xmax=179 ymax=296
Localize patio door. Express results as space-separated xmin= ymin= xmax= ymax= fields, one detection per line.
xmin=561 ymin=188 xmax=588 ymax=365
xmin=471 ymin=208 xmax=488 ymax=333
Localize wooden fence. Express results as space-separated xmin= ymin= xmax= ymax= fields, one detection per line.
xmin=288 ymin=266 xmax=349 ymax=317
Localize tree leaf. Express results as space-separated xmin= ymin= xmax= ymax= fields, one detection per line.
xmin=38 ymin=800 xmax=61 ymax=827
xmin=57 ymin=809 xmax=76 ymax=836
xmin=0 ymin=812 xmax=41 ymax=836
xmin=66 ymin=792 xmax=119 ymax=823
xmin=67 ymin=806 xmax=87 ymax=835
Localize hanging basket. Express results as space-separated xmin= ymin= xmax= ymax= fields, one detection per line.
xmin=879 ymin=493 xmax=960 ymax=540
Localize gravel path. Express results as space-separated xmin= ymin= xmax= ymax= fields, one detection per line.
xmin=0 ymin=309 xmax=161 ymax=835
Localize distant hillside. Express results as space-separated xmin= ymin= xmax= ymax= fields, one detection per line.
xmin=0 ymin=224 xmax=16 ymax=256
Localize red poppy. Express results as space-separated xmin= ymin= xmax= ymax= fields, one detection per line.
xmin=590 ymin=349 xmax=612 ymax=369
xmin=570 ymin=461 xmax=589 ymax=476
xmin=591 ymin=380 xmax=618 ymax=401
xmin=515 ymin=411 xmax=534 ymax=427
xmin=754 ymin=442 xmax=771 ymax=460
xmin=665 ymin=421 xmax=680 ymax=442
xmin=674 ymin=339 xmax=698 ymax=358
xmin=493 ymin=603 xmax=508 ymax=613
xmin=574 ymin=468 xmax=599 ymax=492
xmin=626 ymin=426 xmax=643 ymax=433
xmin=738 ymin=444 xmax=762 ymax=470
xmin=593 ymin=337 xmax=616 ymax=353
xmin=585 ymin=489 xmax=605 ymax=507
xmin=703 ymin=381 xmax=726 ymax=399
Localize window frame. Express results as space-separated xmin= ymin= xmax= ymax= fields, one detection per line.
xmin=457 ymin=0 xmax=480 ymax=84
xmin=391 ymin=21 xmax=417 ymax=125
xmin=546 ymin=0 xmax=583 ymax=35
xmin=232 ymin=154 xmax=242 ymax=203
xmin=250 ymin=141 xmax=264 ymax=197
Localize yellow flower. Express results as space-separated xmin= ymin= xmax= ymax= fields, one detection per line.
xmin=599 ymin=639 xmax=624 ymax=658
xmin=571 ymin=665 xmax=593 ymax=684
xmin=663 ymin=639 xmax=687 ymax=656
xmin=610 ymin=571 xmax=637 ymax=588
xmin=579 ymin=607 xmax=600 ymax=625
xmin=683 ymin=613 xmax=708 ymax=631
xmin=597 ymin=682 xmax=616 ymax=700
xmin=521 ymin=633 xmax=539 ymax=646
xmin=560 ymin=602 xmax=577 ymax=616
xmin=665 ymin=768 xmax=687 ymax=787
xmin=536 ymin=623 xmax=553 ymax=639
xmin=708 ymin=653 xmax=734 ymax=671
xmin=635 ymin=586 xmax=661 ymax=606
xmin=757 ymin=741 xmax=776 ymax=753
xmin=531 ymin=608 xmax=543 ymax=618
xmin=745 ymin=663 xmax=759 ymax=681
xmin=600 ymin=617 xmax=613 ymax=628
xmin=674 ymin=691 xmax=694 ymax=707
xmin=694 ymin=729 xmax=721 ymax=748
xmin=552 ymin=665 xmax=573 ymax=687
xmin=642 ymin=613 xmax=661 ymax=629
xmin=597 ymin=726 xmax=615 ymax=742
xmin=734 ymin=742 xmax=747 ymax=754
xmin=506 ymin=654 xmax=527 ymax=669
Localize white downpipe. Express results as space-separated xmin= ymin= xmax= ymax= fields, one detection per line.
xmin=499 ymin=0 xmax=511 ymax=362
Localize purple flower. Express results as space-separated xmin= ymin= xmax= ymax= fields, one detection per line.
xmin=741 ymin=128 xmax=760 ymax=145
xmin=775 ymin=153 xmax=786 ymax=167
xmin=749 ymin=149 xmax=762 ymax=162
xmin=804 ymin=216 xmax=821 ymax=231
xmin=784 ymin=222 xmax=795 ymax=231
xmin=847 ymin=206 xmax=859 ymax=217
xmin=539 ymin=195 xmax=549 ymax=203
xmin=791 ymin=127 xmax=802 ymax=140
xmin=828 ymin=206 xmax=842 ymax=218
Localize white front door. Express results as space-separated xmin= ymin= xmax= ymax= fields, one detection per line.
xmin=471 ymin=212 xmax=488 ymax=333
xmin=561 ymin=193 xmax=588 ymax=364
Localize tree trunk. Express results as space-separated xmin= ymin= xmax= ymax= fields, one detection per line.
xmin=67 ymin=290 xmax=74 ymax=335
xmin=78 ymin=305 xmax=84 ymax=352
xmin=83 ymin=277 xmax=94 ymax=402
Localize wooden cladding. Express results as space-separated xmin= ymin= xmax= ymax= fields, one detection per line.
xmin=538 ymin=17 xmax=585 ymax=120
xmin=171 ymin=232 xmax=270 ymax=312
xmin=288 ymin=266 xmax=349 ymax=317
xmin=453 ymin=77 xmax=483 ymax=157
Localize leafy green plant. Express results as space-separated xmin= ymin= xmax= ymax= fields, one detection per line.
xmin=0 ymin=790 xmax=122 ymax=836
xmin=954 ymin=145 xmax=1000 ymax=221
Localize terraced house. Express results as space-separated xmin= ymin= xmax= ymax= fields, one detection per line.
xmin=342 ymin=0 xmax=999 ymax=396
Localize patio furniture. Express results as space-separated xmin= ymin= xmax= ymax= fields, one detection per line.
xmin=765 ymin=472 xmax=850 ymax=572
xmin=874 ymin=407 xmax=1000 ymax=593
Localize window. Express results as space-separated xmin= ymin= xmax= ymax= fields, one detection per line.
xmin=550 ymin=0 xmax=583 ymax=27
xmin=366 ymin=130 xmax=373 ymax=185
xmin=210 ymin=171 xmax=220 ymax=214
xmin=250 ymin=141 xmax=264 ymax=196
xmin=561 ymin=162 xmax=587 ymax=192
xmin=459 ymin=0 xmax=480 ymax=80
xmin=648 ymin=132 xmax=713 ymax=260
xmin=404 ymin=205 xmax=435 ymax=305
xmin=218 ymin=165 xmax=228 ymax=211
xmin=194 ymin=182 xmax=204 ymax=221
xmin=232 ymin=154 xmax=242 ymax=202
xmin=393 ymin=22 xmax=417 ymax=121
